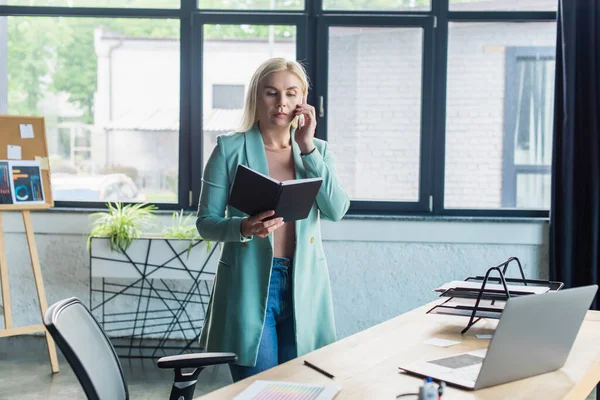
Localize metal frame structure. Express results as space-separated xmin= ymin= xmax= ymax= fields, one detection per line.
xmin=89 ymin=236 xmax=218 ymax=358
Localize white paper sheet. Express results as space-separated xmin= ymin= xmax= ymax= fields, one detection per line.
xmin=233 ymin=380 xmax=341 ymax=400
xmin=19 ymin=124 xmax=35 ymax=139
xmin=7 ymin=145 xmax=22 ymax=160
xmin=434 ymin=281 xmax=549 ymax=295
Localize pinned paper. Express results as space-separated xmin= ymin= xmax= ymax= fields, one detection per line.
xmin=424 ymin=338 xmax=461 ymax=347
xmin=35 ymin=156 xmax=50 ymax=170
xmin=7 ymin=145 xmax=22 ymax=160
xmin=19 ymin=124 xmax=35 ymax=139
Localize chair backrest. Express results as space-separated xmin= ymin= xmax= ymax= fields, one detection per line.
xmin=44 ymin=297 xmax=128 ymax=400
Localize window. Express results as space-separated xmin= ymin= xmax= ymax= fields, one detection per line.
xmin=502 ymin=47 xmax=554 ymax=209
xmin=3 ymin=16 xmax=180 ymax=204
xmin=327 ymin=26 xmax=424 ymax=202
xmin=449 ymin=0 xmax=557 ymax=11
xmin=323 ymin=0 xmax=430 ymax=11
xmin=5 ymin=0 xmax=178 ymax=7
xmin=0 ymin=1 xmax=557 ymax=217
xmin=199 ymin=0 xmax=303 ymax=10
xmin=212 ymin=84 xmax=244 ymax=109
xmin=444 ymin=22 xmax=556 ymax=210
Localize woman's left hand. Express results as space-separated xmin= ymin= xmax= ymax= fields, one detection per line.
xmin=294 ymin=96 xmax=317 ymax=154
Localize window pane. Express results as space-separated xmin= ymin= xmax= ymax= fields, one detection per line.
xmin=450 ymin=0 xmax=557 ymax=11
xmin=2 ymin=17 xmax=180 ymax=203
xmin=513 ymin=56 xmax=554 ymax=166
xmin=199 ymin=0 xmax=303 ymax=10
xmin=212 ymin=84 xmax=245 ymax=109
xmin=516 ymin=173 xmax=550 ymax=209
xmin=5 ymin=0 xmax=178 ymax=7
xmin=323 ymin=0 xmax=430 ymax=11
xmin=202 ymin=24 xmax=296 ymax=167
xmin=444 ymin=22 xmax=556 ymax=209
xmin=328 ymin=27 xmax=423 ymax=202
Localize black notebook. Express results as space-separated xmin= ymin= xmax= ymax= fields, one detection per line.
xmin=228 ymin=164 xmax=323 ymax=222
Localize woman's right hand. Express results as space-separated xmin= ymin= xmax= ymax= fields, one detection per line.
xmin=240 ymin=210 xmax=284 ymax=239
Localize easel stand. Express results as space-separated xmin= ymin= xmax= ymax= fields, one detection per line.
xmin=0 ymin=210 xmax=59 ymax=373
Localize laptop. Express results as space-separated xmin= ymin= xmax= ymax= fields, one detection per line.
xmin=398 ymin=285 xmax=598 ymax=390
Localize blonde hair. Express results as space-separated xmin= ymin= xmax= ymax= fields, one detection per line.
xmin=238 ymin=58 xmax=309 ymax=132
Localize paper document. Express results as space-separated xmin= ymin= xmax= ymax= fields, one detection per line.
xmin=428 ymin=306 xmax=501 ymax=320
xmin=19 ymin=124 xmax=35 ymax=139
xmin=476 ymin=334 xmax=493 ymax=339
xmin=9 ymin=160 xmax=45 ymax=204
xmin=233 ymin=380 xmax=341 ymax=400
xmin=443 ymin=298 xmax=506 ymax=310
xmin=435 ymin=281 xmax=549 ymax=295
xmin=7 ymin=145 xmax=22 ymax=160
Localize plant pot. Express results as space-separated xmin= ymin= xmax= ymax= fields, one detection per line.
xmin=89 ymin=236 xmax=217 ymax=280
xmin=88 ymin=236 xmax=218 ymax=358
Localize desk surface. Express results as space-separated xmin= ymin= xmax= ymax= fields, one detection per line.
xmin=196 ymin=302 xmax=600 ymax=400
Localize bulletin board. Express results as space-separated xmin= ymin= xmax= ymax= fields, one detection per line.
xmin=0 ymin=115 xmax=54 ymax=210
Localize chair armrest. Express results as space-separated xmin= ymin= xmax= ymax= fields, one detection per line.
xmin=157 ymin=352 xmax=237 ymax=370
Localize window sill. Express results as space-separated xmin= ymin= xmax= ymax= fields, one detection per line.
xmin=343 ymin=213 xmax=549 ymax=224
xmin=2 ymin=207 xmax=548 ymax=246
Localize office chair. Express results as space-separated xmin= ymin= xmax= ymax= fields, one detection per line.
xmin=43 ymin=297 xmax=237 ymax=400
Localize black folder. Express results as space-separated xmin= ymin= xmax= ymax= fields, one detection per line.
xmin=228 ymin=164 xmax=323 ymax=222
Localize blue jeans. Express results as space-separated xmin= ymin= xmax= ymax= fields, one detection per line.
xmin=229 ymin=257 xmax=297 ymax=382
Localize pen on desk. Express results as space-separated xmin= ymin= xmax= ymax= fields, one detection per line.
xmin=303 ymin=360 xmax=335 ymax=379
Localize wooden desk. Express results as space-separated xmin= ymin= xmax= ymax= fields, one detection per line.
xmin=196 ymin=302 xmax=600 ymax=399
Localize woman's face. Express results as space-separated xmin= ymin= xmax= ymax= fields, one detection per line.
xmin=256 ymin=71 xmax=303 ymax=129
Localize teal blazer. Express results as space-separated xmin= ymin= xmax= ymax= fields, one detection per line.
xmin=196 ymin=124 xmax=350 ymax=367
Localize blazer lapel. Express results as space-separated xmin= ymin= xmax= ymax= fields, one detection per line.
xmin=243 ymin=124 xmax=274 ymax=249
xmin=290 ymin=130 xmax=306 ymax=244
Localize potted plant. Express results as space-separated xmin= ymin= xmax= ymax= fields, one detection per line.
xmin=88 ymin=202 xmax=217 ymax=281
xmin=162 ymin=209 xmax=211 ymax=256
xmin=87 ymin=202 xmax=158 ymax=253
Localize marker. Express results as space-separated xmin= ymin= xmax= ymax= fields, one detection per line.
xmin=303 ymin=360 xmax=335 ymax=379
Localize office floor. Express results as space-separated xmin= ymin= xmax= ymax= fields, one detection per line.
xmin=0 ymin=335 xmax=232 ymax=400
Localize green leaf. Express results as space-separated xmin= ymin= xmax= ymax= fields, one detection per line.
xmin=162 ymin=209 xmax=210 ymax=258
xmin=87 ymin=202 xmax=157 ymax=253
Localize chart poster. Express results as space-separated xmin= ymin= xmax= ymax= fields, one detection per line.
xmin=0 ymin=161 xmax=12 ymax=204
xmin=9 ymin=160 xmax=45 ymax=205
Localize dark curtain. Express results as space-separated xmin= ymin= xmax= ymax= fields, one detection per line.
xmin=549 ymin=0 xmax=600 ymax=310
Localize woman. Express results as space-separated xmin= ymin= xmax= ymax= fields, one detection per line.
xmin=196 ymin=57 xmax=350 ymax=383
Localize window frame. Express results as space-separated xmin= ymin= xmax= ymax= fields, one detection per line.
xmin=189 ymin=10 xmax=307 ymax=208
xmin=316 ymin=14 xmax=435 ymax=215
xmin=0 ymin=2 xmax=190 ymax=211
xmin=432 ymin=4 xmax=557 ymax=218
xmin=0 ymin=0 xmax=558 ymax=218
